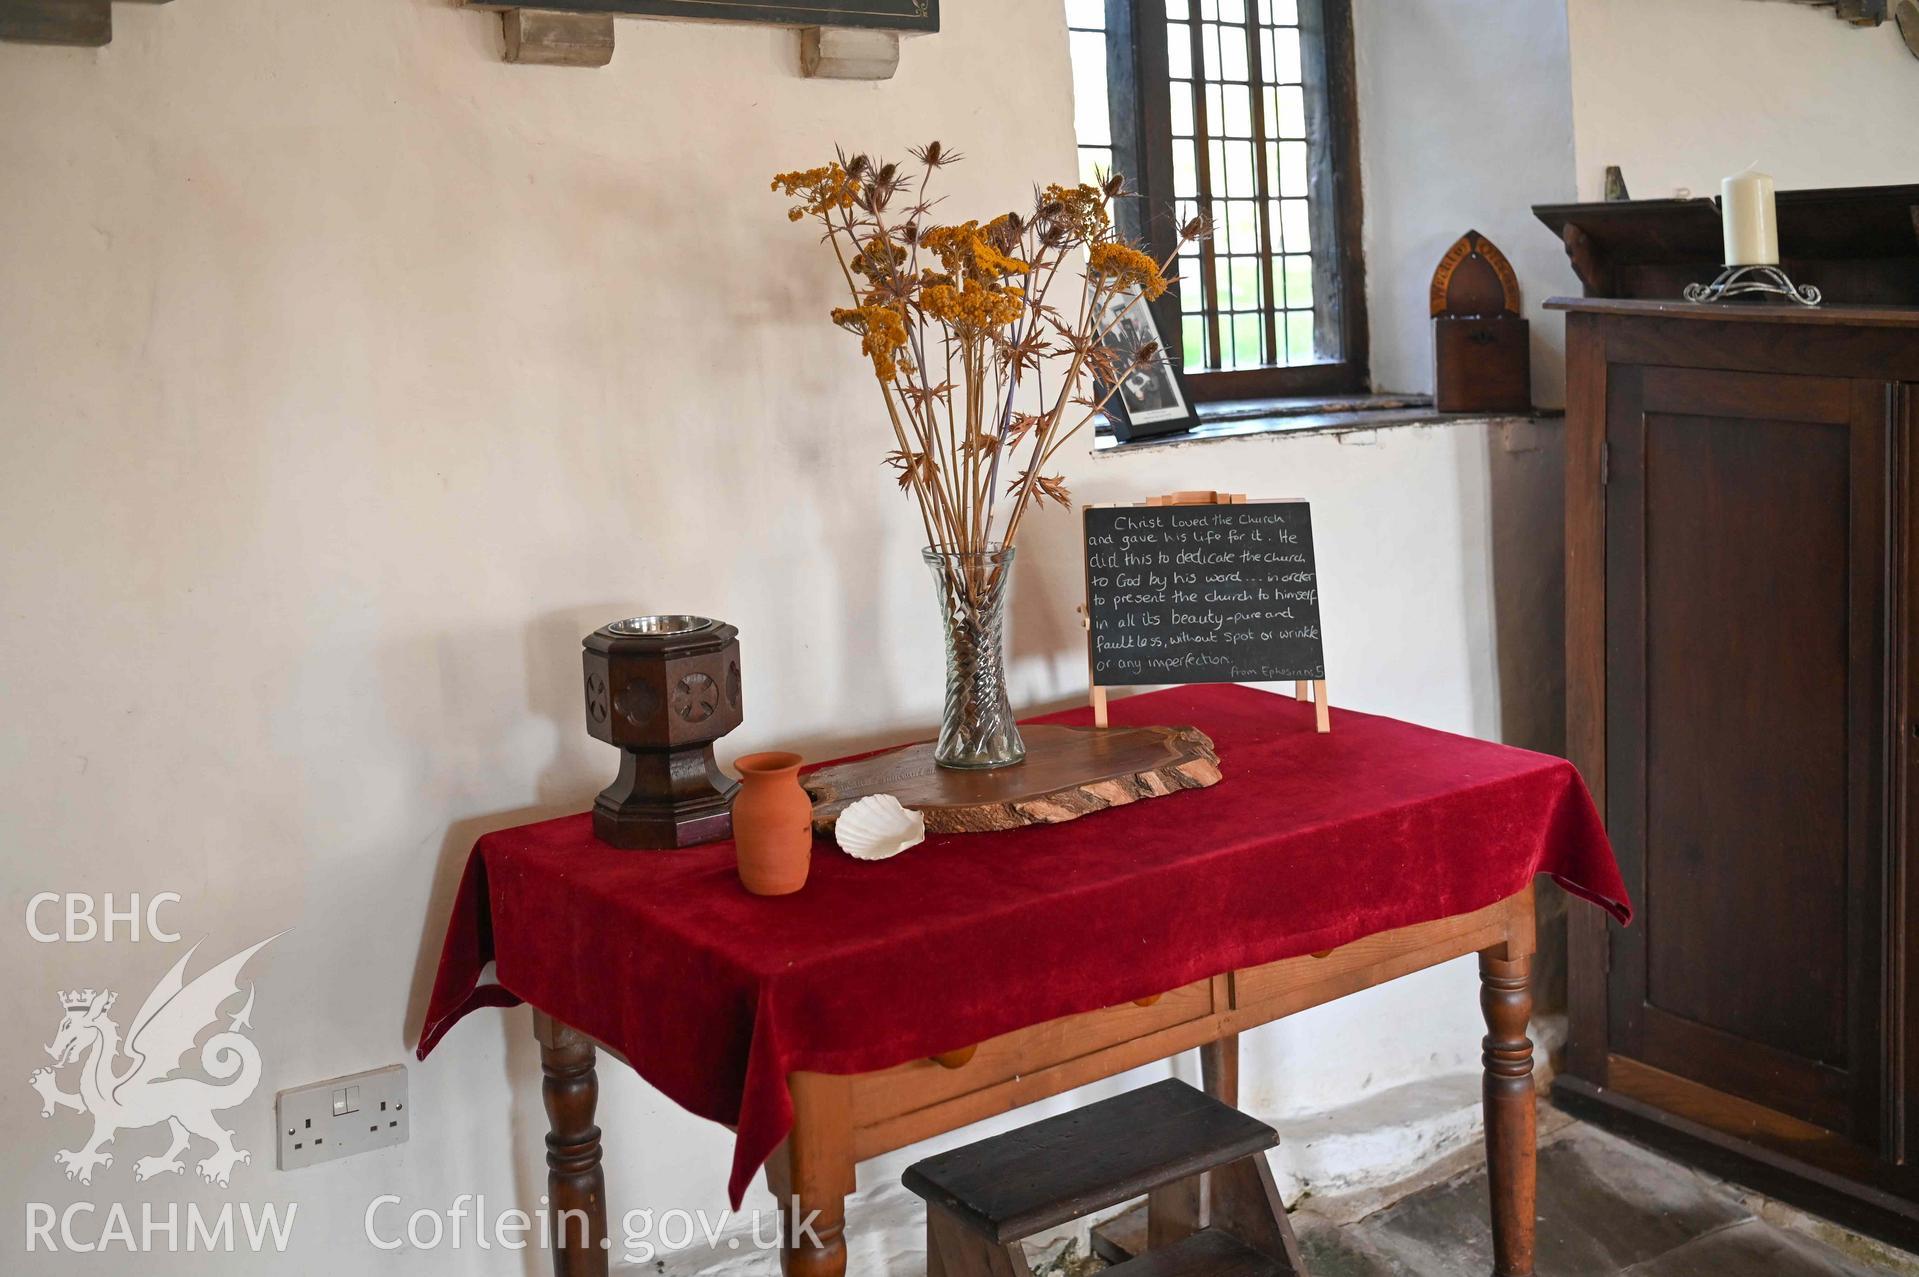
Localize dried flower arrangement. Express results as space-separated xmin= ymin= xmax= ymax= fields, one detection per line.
xmin=771 ymin=144 xmax=1205 ymax=768
xmin=771 ymin=143 xmax=1203 ymax=557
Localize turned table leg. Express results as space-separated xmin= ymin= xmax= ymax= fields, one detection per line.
xmin=1479 ymin=948 xmax=1536 ymax=1277
xmin=1201 ymin=1033 xmax=1241 ymax=1107
xmin=1178 ymin=1034 xmax=1242 ymax=1241
xmin=536 ymin=1011 xmax=610 ymax=1277
xmin=766 ymin=1074 xmax=855 ymax=1277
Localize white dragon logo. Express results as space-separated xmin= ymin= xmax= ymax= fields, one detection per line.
xmin=28 ymin=934 xmax=279 ymax=1188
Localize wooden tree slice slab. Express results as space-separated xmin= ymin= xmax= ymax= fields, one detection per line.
xmin=804 ymin=724 xmax=1221 ymax=835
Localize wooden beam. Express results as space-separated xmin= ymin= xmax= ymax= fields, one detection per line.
xmin=467 ymin=0 xmax=936 ymax=33
xmin=1752 ymin=0 xmax=1890 ymax=23
xmin=502 ymin=8 xmax=613 ymax=67
xmin=0 ymin=0 xmax=111 ymax=47
xmin=799 ymin=26 xmax=899 ymax=80
xmin=1836 ymin=0 xmax=1889 ymax=24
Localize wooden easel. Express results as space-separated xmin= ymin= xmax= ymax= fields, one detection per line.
xmin=1087 ymin=490 xmax=1331 ymax=733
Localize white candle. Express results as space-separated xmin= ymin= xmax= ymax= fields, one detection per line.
xmin=1721 ymin=168 xmax=1779 ymax=267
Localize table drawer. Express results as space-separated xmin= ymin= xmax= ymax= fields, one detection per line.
xmin=1230 ymin=899 xmax=1520 ymax=1021
xmin=846 ymin=976 xmax=1223 ymax=1158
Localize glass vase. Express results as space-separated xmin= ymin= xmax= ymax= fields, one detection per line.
xmin=923 ymin=545 xmax=1025 ymax=770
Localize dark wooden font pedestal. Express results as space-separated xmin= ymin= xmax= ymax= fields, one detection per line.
xmin=582 ymin=616 xmax=743 ymax=849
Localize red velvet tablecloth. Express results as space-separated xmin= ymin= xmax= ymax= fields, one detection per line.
xmin=418 ymin=685 xmax=1628 ymax=1206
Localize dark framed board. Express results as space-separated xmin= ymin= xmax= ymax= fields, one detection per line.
xmin=1082 ymin=496 xmax=1329 ymax=729
xmin=507 ymin=0 xmax=938 ymax=30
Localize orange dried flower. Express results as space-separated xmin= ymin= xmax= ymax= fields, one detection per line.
xmin=920 ymin=279 xmax=1025 ymax=335
xmin=918 ymin=222 xmax=1030 ymax=281
xmin=772 ymin=146 xmax=1163 ymax=544
xmin=1040 ymin=183 xmax=1111 ymax=241
xmin=850 ymin=238 xmax=907 ymax=279
xmin=771 ymin=164 xmax=859 ymax=221
xmin=831 ymin=303 xmax=910 ymax=379
xmin=1087 ymin=242 xmax=1169 ymax=300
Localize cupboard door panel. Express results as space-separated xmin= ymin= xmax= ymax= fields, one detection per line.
xmin=1606 ymin=366 xmax=1888 ymax=1140
xmin=1646 ymin=409 xmax=1850 ymax=1058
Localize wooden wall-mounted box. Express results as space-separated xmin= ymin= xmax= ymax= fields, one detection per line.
xmin=1433 ymin=315 xmax=1530 ymax=414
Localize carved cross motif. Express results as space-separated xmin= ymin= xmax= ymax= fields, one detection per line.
xmin=673 ymin=673 xmax=719 ymax=724
xmin=615 ymin=680 xmax=657 ymax=726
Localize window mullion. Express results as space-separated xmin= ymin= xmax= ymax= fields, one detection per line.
xmin=1104 ymin=0 xmax=1142 ymax=239
xmin=1126 ymin=0 xmax=1183 ymax=354
xmin=1242 ymin=3 xmax=1280 ymax=367
xmin=1185 ymin=17 xmax=1222 ymax=370
xmin=1299 ymin=0 xmax=1349 ymax=371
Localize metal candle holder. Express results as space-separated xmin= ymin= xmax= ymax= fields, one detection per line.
xmin=1683 ymin=264 xmax=1822 ymax=307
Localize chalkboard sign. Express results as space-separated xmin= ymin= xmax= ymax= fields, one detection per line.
xmin=1083 ymin=500 xmax=1326 ymax=687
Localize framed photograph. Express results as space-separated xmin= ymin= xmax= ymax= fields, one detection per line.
xmin=1094 ymin=289 xmax=1199 ymax=443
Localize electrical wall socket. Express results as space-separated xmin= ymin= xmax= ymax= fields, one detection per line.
xmin=276 ymin=1064 xmax=409 ymax=1171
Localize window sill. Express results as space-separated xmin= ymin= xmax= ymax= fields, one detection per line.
xmin=1093 ymin=394 xmax=1558 ymax=453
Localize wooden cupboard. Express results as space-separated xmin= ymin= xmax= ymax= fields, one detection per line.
xmin=1553 ymin=295 xmax=1919 ymax=1248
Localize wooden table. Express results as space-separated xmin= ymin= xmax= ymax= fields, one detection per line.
xmin=532 ymin=883 xmax=1539 ymax=1277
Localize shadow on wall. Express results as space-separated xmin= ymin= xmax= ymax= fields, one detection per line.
xmin=525 ymin=604 xmax=649 ymax=809
xmin=1007 ymin=497 xmax=1096 ymax=705
xmin=399 ymin=555 xmax=1104 ymax=1200
xmin=398 ymin=799 xmax=573 ymax=1277
xmin=812 ymin=465 xmax=928 ymax=746
xmin=1478 ymin=417 xmax=1572 ymax=1014
xmin=402 ymin=536 xmax=1106 ymax=1050
xmin=397 ymin=602 xmax=659 ymax=1063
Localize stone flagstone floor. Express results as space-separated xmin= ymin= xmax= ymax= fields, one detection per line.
xmin=1037 ymin=1119 xmax=1919 ymax=1276
xmin=1293 ymin=1122 xmax=1919 ymax=1276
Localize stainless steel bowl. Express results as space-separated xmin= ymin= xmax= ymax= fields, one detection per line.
xmin=605 ymin=615 xmax=718 ymax=638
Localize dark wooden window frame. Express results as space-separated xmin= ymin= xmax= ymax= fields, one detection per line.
xmin=1104 ymin=0 xmax=1368 ymax=403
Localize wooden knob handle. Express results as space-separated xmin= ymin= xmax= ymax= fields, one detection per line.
xmin=1310 ymin=949 xmax=1334 ymax=959
xmin=1133 ymin=994 xmax=1163 ymax=1008
xmin=932 ymin=1045 xmax=977 ymax=1070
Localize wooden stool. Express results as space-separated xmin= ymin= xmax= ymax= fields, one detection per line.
xmin=903 ymin=1079 xmax=1306 ymax=1276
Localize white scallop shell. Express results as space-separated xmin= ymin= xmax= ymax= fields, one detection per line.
xmin=834 ymin=794 xmax=926 ymax=861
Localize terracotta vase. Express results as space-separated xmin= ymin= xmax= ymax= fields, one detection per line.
xmin=732 ymin=752 xmax=813 ymax=896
